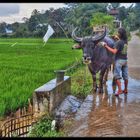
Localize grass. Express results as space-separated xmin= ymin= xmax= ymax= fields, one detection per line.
xmin=0 ymin=38 xmax=82 ymax=117
xmin=27 ymin=115 xmax=64 ymax=137
xmin=66 ymin=64 xmax=94 ymax=99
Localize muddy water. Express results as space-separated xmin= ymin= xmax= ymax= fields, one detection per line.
xmin=89 ymin=77 xmax=140 ymax=137
xmin=68 ymin=77 xmax=140 ymax=137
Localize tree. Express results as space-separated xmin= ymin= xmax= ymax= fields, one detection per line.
xmin=31 ymin=9 xmax=40 ymax=16
xmin=90 ymin=12 xmax=114 ymax=34
xmin=134 ymin=3 xmax=140 ymax=27
xmin=0 ymin=22 xmax=6 ymax=34
xmin=64 ymin=3 xmax=108 ymax=36
xmin=3 ymin=3 xmax=139 ymax=38
xmin=11 ymin=22 xmax=19 ymax=32
xmin=22 ymin=17 xmax=29 ymax=23
xmin=111 ymin=3 xmax=120 ymax=9
xmin=64 ymin=3 xmax=79 ymax=9
xmin=118 ymin=6 xmax=127 ymax=21
xmin=28 ymin=15 xmax=39 ymax=32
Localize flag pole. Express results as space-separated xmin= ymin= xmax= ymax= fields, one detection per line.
xmin=55 ymin=21 xmax=69 ymax=39
xmin=43 ymin=42 xmax=46 ymax=47
xmin=55 ymin=21 xmax=72 ymax=46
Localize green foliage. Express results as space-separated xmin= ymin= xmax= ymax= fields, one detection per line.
xmin=43 ymin=130 xmax=64 ymax=137
xmin=90 ymin=13 xmax=114 ymax=35
xmin=0 ymin=38 xmax=82 ymax=117
xmin=28 ymin=116 xmax=63 ymax=137
xmin=28 ymin=116 xmax=64 ymax=137
xmin=90 ymin=12 xmax=114 ymax=27
xmin=0 ymin=22 xmax=6 ymax=34
xmin=90 ymin=12 xmax=115 ymax=35
xmin=111 ymin=3 xmax=120 ymax=9
xmin=65 ymin=3 xmax=108 ymax=36
xmin=66 ymin=64 xmax=99 ymax=99
xmin=118 ymin=6 xmax=127 ymax=21
xmin=123 ymin=11 xmax=136 ymax=31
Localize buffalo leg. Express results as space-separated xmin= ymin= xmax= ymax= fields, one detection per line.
xmin=112 ymin=77 xmax=116 ymax=93
xmin=103 ymin=67 xmax=109 ymax=83
xmin=111 ymin=63 xmax=116 ymax=93
xmin=92 ymin=74 xmax=97 ymax=93
xmin=98 ymin=68 xmax=107 ymax=93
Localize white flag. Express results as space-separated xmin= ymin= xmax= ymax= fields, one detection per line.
xmin=43 ymin=25 xmax=55 ymax=43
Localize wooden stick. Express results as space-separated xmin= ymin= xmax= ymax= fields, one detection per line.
xmin=43 ymin=42 xmax=46 ymax=47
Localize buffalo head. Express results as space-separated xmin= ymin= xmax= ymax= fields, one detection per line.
xmin=72 ymin=27 xmax=106 ymax=64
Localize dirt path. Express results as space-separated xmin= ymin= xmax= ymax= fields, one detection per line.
xmin=128 ymin=31 xmax=140 ymax=79
xmin=66 ymin=31 xmax=140 ymax=137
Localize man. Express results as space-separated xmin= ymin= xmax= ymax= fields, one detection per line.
xmin=102 ymin=27 xmax=128 ymax=96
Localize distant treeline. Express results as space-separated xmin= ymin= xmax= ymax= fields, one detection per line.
xmin=0 ymin=3 xmax=140 ymax=38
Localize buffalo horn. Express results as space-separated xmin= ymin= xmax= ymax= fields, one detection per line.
xmin=92 ymin=27 xmax=106 ymax=42
xmin=72 ymin=27 xmax=83 ymax=43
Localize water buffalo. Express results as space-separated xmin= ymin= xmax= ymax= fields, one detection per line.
xmin=72 ymin=27 xmax=115 ymax=93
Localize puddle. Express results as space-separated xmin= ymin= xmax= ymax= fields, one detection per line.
xmin=68 ymin=76 xmax=140 ymax=137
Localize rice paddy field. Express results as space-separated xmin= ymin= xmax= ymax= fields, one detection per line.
xmin=0 ymin=38 xmax=82 ymax=118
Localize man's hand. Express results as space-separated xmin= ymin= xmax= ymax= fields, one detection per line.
xmin=100 ymin=42 xmax=107 ymax=47
xmin=112 ymin=35 xmax=120 ymax=41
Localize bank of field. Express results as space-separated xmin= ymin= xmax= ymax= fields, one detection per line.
xmin=0 ymin=38 xmax=82 ymax=117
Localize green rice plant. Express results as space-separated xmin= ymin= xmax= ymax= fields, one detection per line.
xmin=0 ymin=38 xmax=82 ymax=117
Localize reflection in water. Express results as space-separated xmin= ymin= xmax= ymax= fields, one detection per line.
xmin=68 ymin=91 xmax=128 ymax=136
xmin=67 ymin=77 xmax=140 ymax=137
xmin=87 ymin=88 xmax=125 ymax=137
xmin=107 ymin=77 xmax=140 ymax=103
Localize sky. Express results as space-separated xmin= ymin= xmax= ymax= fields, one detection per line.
xmin=0 ymin=3 xmax=66 ymax=24
xmin=0 ymin=3 xmax=134 ymax=24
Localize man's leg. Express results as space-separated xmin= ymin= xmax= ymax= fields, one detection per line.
xmin=122 ymin=63 xmax=128 ymax=94
xmin=115 ymin=79 xmax=123 ymax=96
xmin=114 ymin=60 xmax=123 ymax=96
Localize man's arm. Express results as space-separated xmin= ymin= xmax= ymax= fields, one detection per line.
xmin=104 ymin=44 xmax=118 ymax=54
xmin=101 ymin=42 xmax=118 ymax=54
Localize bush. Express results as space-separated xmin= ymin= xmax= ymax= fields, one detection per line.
xmin=28 ymin=115 xmax=64 ymax=137
xmin=28 ymin=116 xmax=52 ymax=137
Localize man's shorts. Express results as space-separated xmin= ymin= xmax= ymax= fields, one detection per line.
xmin=114 ymin=59 xmax=128 ymax=80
